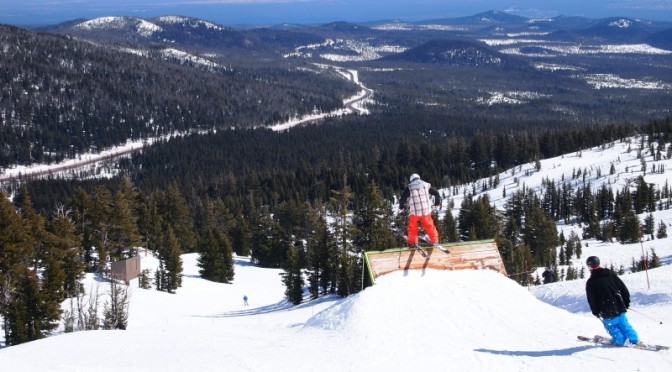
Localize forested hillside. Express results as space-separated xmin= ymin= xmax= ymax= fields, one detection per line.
xmin=0 ymin=25 xmax=355 ymax=167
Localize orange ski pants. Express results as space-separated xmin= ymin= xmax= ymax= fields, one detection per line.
xmin=407 ymin=214 xmax=439 ymax=245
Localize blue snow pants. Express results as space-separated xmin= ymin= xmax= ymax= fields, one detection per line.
xmin=602 ymin=312 xmax=639 ymax=346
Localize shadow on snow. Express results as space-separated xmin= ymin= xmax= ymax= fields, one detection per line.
xmin=475 ymin=345 xmax=597 ymax=357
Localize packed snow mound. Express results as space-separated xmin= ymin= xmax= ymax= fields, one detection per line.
xmin=303 ymin=269 xmax=599 ymax=347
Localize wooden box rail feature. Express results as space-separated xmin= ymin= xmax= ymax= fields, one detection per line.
xmin=364 ymin=239 xmax=506 ymax=284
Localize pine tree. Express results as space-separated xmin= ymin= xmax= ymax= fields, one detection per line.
xmin=102 ymin=279 xmax=129 ymax=330
xmin=90 ymin=185 xmax=114 ymax=274
xmin=522 ymin=200 xmax=559 ymax=268
xmin=157 ymin=226 xmax=183 ymax=293
xmin=139 ymin=193 xmax=164 ymax=255
xmin=230 ymin=217 xmax=251 ymax=257
xmin=160 ymin=184 xmax=197 ymax=253
xmin=1 ymin=191 xmax=47 ymax=345
xmin=4 ymin=268 xmax=39 ymax=344
xmin=195 ymin=196 xmax=235 ymax=282
xmin=107 ymin=176 xmax=142 ymax=261
xmin=440 ymin=210 xmax=459 ymax=243
xmin=330 ymin=176 xmax=355 ymax=256
xmin=656 ymin=220 xmax=668 ymax=239
xmin=197 ymin=229 xmax=234 ymax=283
xmin=458 ymin=196 xmax=475 ymax=240
xmin=558 ymin=245 xmax=566 ymax=265
xmin=352 ymin=181 xmax=396 ymax=252
xmin=329 ymin=177 xmax=357 ymax=296
xmin=69 ymin=187 xmax=96 ymax=272
xmin=48 ymin=207 xmax=84 ymax=298
xmin=649 ymin=249 xmax=661 ymax=269
xmin=197 ymin=229 xmax=223 ymax=282
xmin=336 ymin=253 xmax=360 ymax=297
xmin=307 ymin=214 xmax=339 ymax=297
xmin=249 ymin=205 xmax=279 ymax=267
xmin=642 ymin=213 xmax=655 ymax=238
xmin=282 ymin=246 xmax=304 ymax=305
xmin=512 ymin=243 xmax=534 ymax=285
xmin=472 ymin=194 xmax=499 ymax=239
xmin=565 ymin=231 xmax=581 ymax=260
xmin=618 ymin=212 xmax=641 ymax=244
xmin=495 ymin=236 xmax=514 ymax=271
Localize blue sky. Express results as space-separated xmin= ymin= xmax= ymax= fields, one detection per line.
xmin=2 ymin=0 xmax=672 ymax=26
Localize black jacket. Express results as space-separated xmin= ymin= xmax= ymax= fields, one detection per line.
xmin=586 ymin=267 xmax=630 ymax=319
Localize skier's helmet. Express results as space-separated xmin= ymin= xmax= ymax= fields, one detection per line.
xmin=409 ymin=173 xmax=420 ymax=182
xmin=586 ymin=256 xmax=600 ymax=268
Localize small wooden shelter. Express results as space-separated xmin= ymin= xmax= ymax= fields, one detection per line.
xmin=110 ymin=256 xmax=141 ymax=284
xmin=364 ymin=239 xmax=506 ymax=284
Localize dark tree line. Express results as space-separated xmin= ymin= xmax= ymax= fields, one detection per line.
xmin=122 ymin=116 xmax=647 ymax=209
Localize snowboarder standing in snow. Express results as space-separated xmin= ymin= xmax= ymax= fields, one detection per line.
xmin=585 ymin=256 xmax=640 ymax=346
xmin=542 ymin=267 xmax=556 ymax=284
xmin=399 ymin=173 xmax=441 ymax=248
xmin=243 ymin=295 xmax=249 ymax=306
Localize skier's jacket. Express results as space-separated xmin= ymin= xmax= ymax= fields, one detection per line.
xmin=400 ymin=179 xmax=440 ymax=216
xmin=586 ymin=267 xmax=630 ymax=319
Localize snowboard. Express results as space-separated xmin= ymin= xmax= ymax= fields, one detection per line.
xmin=577 ymin=335 xmax=669 ymax=352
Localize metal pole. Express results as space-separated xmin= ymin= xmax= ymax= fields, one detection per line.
xmin=640 ymin=238 xmax=650 ymax=290
xmin=361 ymin=252 xmax=365 ymax=291
xmin=629 ymin=307 xmax=663 ymax=324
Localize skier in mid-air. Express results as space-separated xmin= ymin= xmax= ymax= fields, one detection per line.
xmin=399 ymin=173 xmax=441 ymax=250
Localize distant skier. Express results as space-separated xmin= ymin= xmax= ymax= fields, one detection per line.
xmin=399 ymin=173 xmax=441 ymax=248
xmin=585 ymin=256 xmax=641 ymax=346
xmin=542 ymin=267 xmax=556 ymax=284
xmin=243 ymin=295 xmax=249 ymax=306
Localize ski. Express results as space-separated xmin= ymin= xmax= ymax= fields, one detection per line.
xmin=396 ymin=230 xmax=430 ymax=244
xmin=577 ymin=335 xmax=670 ymax=352
xmin=396 ymin=230 xmax=449 ymax=255
xmin=396 ymin=230 xmax=429 ymax=258
xmin=415 ymin=246 xmax=428 ymax=258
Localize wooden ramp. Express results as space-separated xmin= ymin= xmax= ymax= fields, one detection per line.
xmin=364 ymin=239 xmax=506 ymax=284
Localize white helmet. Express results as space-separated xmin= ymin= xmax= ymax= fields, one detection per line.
xmin=409 ymin=173 xmax=420 ymax=182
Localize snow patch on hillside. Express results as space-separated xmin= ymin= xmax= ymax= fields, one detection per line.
xmin=74 ymin=17 xmax=162 ymax=38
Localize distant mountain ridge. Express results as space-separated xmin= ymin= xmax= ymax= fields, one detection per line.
xmin=417 ymin=10 xmax=530 ymax=27
xmin=46 ymin=15 xmax=250 ymax=49
xmin=381 ymin=39 xmax=512 ymax=67
xmin=552 ymin=17 xmax=654 ymax=43
xmin=37 ymin=11 xmax=672 ymax=54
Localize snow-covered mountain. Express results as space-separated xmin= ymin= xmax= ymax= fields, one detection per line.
xmin=1 ymin=134 xmax=671 ymax=371
xmin=66 ymin=15 xmax=249 ymax=48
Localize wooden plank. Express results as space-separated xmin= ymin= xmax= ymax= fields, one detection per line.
xmin=364 ymin=240 xmax=506 ymax=284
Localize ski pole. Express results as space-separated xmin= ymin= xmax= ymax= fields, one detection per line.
xmin=629 ymin=308 xmax=663 ymax=324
